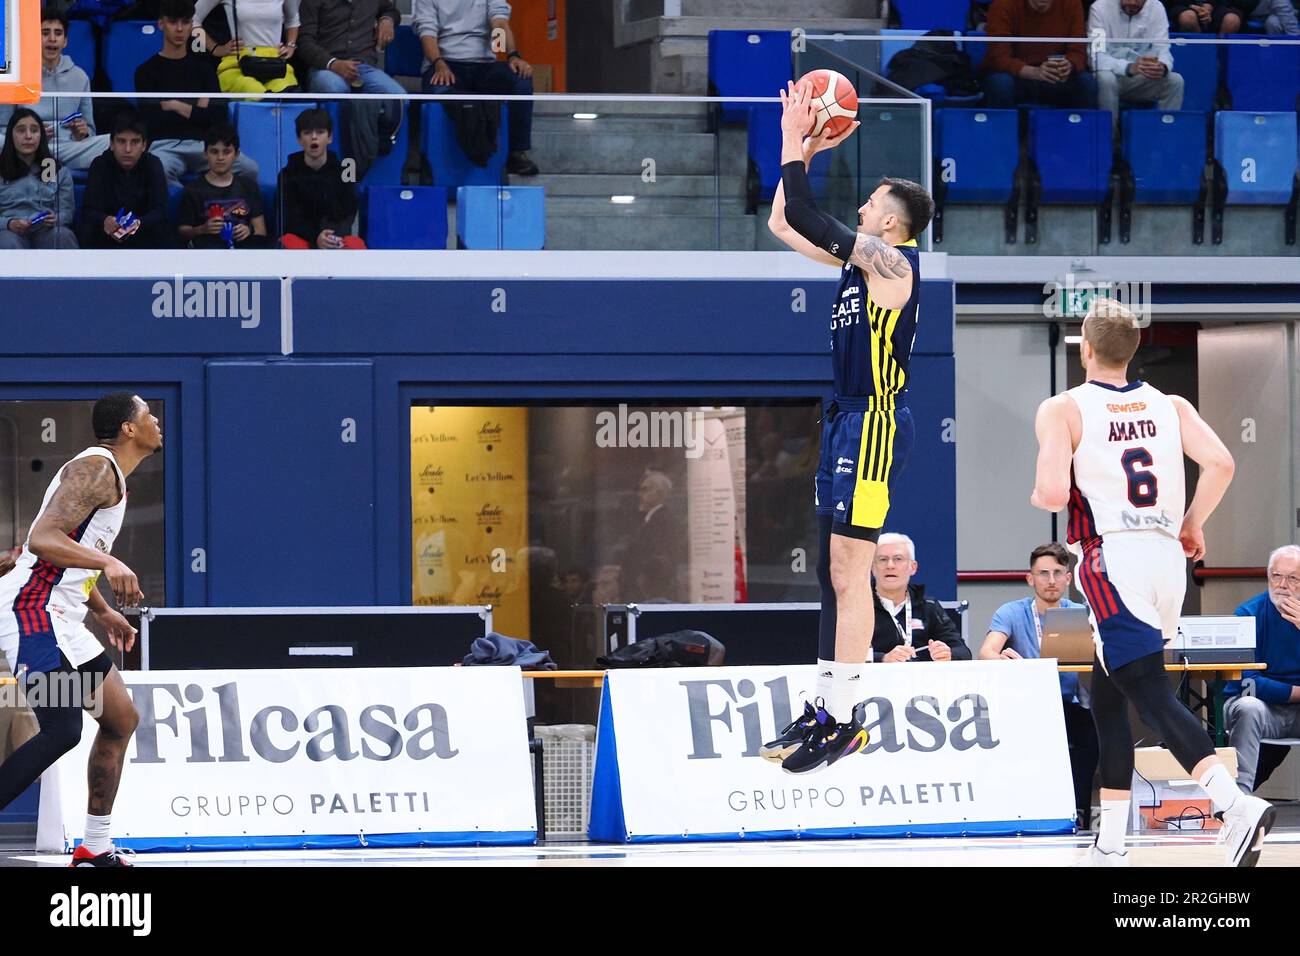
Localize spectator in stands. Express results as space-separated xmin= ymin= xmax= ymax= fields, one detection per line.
xmin=276 ymin=108 xmax=365 ymax=248
xmin=177 ymin=123 xmax=269 ymax=247
xmin=80 ymin=112 xmax=173 ymax=248
xmin=0 ymin=109 xmax=77 ymax=249
xmin=413 ymin=0 xmax=539 ymax=175
xmin=194 ymin=0 xmax=301 ymax=94
xmin=981 ymin=542 xmax=1098 ymax=828
xmin=137 ymin=0 xmax=259 ymax=187
xmin=1224 ymin=544 xmax=1300 ymax=793
xmin=0 ymin=8 xmax=109 ymax=172
xmin=562 ymin=567 xmax=593 ymax=605
xmin=871 ymin=533 xmax=970 ymax=662
xmin=620 ymin=469 xmax=682 ymax=602
xmin=1252 ymin=0 xmax=1300 ymax=33
xmin=1088 ymin=0 xmax=1184 ymax=127
xmin=1164 ymin=0 xmax=1251 ymax=33
xmin=297 ymin=0 xmax=404 ymax=181
xmin=983 ymin=0 xmax=1099 ymax=109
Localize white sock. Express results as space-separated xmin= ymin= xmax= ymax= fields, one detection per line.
xmin=83 ymin=813 xmax=112 ymax=855
xmin=825 ymin=659 xmax=863 ymax=725
xmin=1096 ymin=798 xmax=1130 ymax=855
xmin=1198 ymin=763 xmax=1241 ymax=814
xmin=814 ymin=659 xmax=835 ymax=710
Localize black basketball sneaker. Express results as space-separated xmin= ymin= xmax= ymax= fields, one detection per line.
xmin=759 ymin=701 xmax=821 ymax=763
xmin=779 ymin=705 xmax=869 ymax=775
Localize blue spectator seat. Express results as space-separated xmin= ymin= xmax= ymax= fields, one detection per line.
xmin=363 ymin=185 xmax=448 ymax=249
xmin=233 ymin=101 xmax=315 ymax=189
xmin=707 ymin=30 xmax=792 ymax=124
xmin=103 ymin=20 xmax=161 ymax=92
xmin=879 ymin=28 xmax=916 ymax=75
xmin=65 ymin=19 xmax=96 ymax=79
xmin=1168 ymin=34 xmax=1220 ymax=112
xmin=1214 ymin=111 xmax=1298 ymax=205
xmin=894 ymin=0 xmax=970 ymax=31
xmin=1025 ymin=108 xmax=1113 ymax=243
xmin=932 ymin=107 xmax=1018 ymax=242
xmin=455 ymin=185 xmax=545 ymax=249
xmin=1028 ymin=108 xmax=1111 ymax=203
xmin=935 ymin=108 xmax=1018 ymax=202
xmin=1119 ymin=110 xmax=1208 ymax=242
xmin=1224 ymin=42 xmax=1300 ymax=112
xmin=167 ymin=183 xmax=183 ymax=225
xmin=1122 ymin=110 xmax=1206 ymax=204
xmin=73 ymin=183 xmax=86 ymax=223
xmin=962 ymin=32 xmax=989 ymax=73
xmin=420 ymin=101 xmax=507 ymax=187
xmin=744 ymin=103 xmax=833 ymax=208
xmin=384 ymin=24 xmax=425 ymax=79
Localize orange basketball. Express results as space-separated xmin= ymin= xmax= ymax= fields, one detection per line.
xmin=799 ymin=69 xmax=858 ymax=138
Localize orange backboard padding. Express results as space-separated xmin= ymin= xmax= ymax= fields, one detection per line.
xmin=1 ymin=0 xmax=42 ymax=104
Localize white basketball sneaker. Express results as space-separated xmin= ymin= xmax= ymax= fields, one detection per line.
xmin=1219 ymin=795 xmax=1275 ymax=868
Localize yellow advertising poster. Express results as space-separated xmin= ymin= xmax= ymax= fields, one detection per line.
xmin=410 ymin=406 xmax=530 ymax=637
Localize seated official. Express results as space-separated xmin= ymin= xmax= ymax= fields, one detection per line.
xmin=981 ymin=541 xmax=1098 ymax=828
xmin=871 ymin=533 xmax=970 ymax=662
xmin=1225 ymin=544 xmax=1300 ymax=793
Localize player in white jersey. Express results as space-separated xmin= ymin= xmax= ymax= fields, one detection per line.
xmin=1031 ymin=298 xmax=1274 ymax=868
xmin=0 ymin=392 xmax=159 ymax=867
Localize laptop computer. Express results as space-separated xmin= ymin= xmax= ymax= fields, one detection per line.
xmin=1039 ymin=607 xmax=1096 ymax=664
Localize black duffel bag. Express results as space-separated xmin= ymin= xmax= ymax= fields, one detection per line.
xmin=596 ymin=630 xmax=725 ymax=668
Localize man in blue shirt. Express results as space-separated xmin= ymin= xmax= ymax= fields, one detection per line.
xmin=981 ymin=542 xmax=1097 ymax=827
xmin=1225 ymin=544 xmax=1300 ymax=792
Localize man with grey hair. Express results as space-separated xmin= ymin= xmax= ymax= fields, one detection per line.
xmin=870 ymin=532 xmax=969 ymax=662
xmin=1225 ymin=544 xmax=1300 ymax=793
xmin=621 ymin=469 xmax=682 ymax=602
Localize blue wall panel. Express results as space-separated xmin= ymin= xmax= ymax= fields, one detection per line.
xmin=206 ymin=361 xmax=377 ymax=605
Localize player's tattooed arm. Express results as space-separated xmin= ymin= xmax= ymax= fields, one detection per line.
xmin=27 ymin=458 xmax=121 ymax=569
xmin=848 ymin=234 xmax=912 ymax=281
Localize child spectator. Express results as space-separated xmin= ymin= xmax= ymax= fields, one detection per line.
xmin=277 ymin=108 xmax=365 ymax=248
xmin=0 ymin=108 xmax=77 ymax=249
xmin=178 ymin=123 xmax=269 ymax=247
xmin=80 ymin=112 xmax=173 ymax=248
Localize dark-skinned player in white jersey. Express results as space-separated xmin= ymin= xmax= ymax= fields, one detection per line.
xmin=759 ymin=81 xmax=935 ymax=774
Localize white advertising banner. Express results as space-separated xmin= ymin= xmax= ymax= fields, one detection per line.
xmin=589 ymin=661 xmax=1075 ymax=841
xmin=37 ymin=667 xmax=535 ymax=852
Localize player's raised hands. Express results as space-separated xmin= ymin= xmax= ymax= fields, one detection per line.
xmin=779 ymin=80 xmax=816 ymax=142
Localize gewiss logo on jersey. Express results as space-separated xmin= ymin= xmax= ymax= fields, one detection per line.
xmin=126 ymin=680 xmax=460 ymax=765
xmin=151 ymin=276 xmax=261 ymax=328
xmin=679 ymin=676 xmax=1001 ymax=761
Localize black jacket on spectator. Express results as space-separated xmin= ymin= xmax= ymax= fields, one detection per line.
xmin=134 ymin=53 xmax=227 ymax=142
xmin=276 ymin=151 xmax=358 ymax=240
xmin=79 ymin=150 xmax=171 ymax=248
xmin=872 ymin=583 xmax=970 ymax=662
xmin=297 ymin=0 xmax=401 ymax=70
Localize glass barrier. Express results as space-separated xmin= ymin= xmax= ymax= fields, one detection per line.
xmin=3 ymin=26 xmax=1296 ymax=255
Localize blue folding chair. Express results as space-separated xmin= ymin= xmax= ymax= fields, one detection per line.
xmin=894 ymin=0 xmax=970 ymax=31
xmin=1119 ymin=110 xmax=1208 ymax=242
xmin=455 ymin=185 xmax=545 ymax=249
xmin=1026 ymin=108 xmax=1113 ymax=243
xmin=363 ymin=185 xmax=448 ymax=249
xmin=932 ymin=108 xmax=1018 ymax=242
xmin=420 ymin=101 xmax=507 ymax=187
xmin=1211 ymin=110 xmax=1299 ymax=243
xmin=384 ymin=24 xmax=425 ymax=79
xmin=1224 ymin=42 xmax=1300 ymax=112
xmin=103 ymin=20 xmax=161 ymax=92
xmin=233 ymin=102 xmax=315 ymax=189
xmin=65 ymin=20 xmax=96 ymax=79
xmin=707 ymin=30 xmax=792 ymax=124
xmin=1168 ymin=34 xmax=1220 ymax=112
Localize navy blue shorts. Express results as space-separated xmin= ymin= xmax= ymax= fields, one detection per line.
xmin=815 ymin=398 xmax=914 ymax=538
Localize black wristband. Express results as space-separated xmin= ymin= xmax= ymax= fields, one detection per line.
xmin=506 ymin=50 xmax=521 ymax=59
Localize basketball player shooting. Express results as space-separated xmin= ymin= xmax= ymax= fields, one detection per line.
xmin=1031 ymin=298 xmax=1274 ymax=867
xmin=0 ymin=392 xmax=155 ymax=867
xmin=759 ymin=78 xmax=934 ymax=774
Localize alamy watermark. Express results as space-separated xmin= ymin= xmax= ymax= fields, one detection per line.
xmin=3 ymin=668 xmax=105 ymax=718
xmin=1042 ymin=273 xmax=1152 ymax=326
xmin=151 ymin=276 xmax=262 ymax=329
xmin=594 ymin=404 xmax=706 ymax=459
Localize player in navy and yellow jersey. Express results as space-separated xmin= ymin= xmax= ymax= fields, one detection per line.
xmin=760 ymin=81 xmax=934 ymax=774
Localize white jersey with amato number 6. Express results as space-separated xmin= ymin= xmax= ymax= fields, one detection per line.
xmin=0 ymin=447 xmax=127 ymax=673
xmin=1064 ymin=380 xmax=1185 ymax=544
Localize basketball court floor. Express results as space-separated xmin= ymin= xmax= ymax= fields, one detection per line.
xmin=2 ymin=826 xmax=1297 ymax=866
